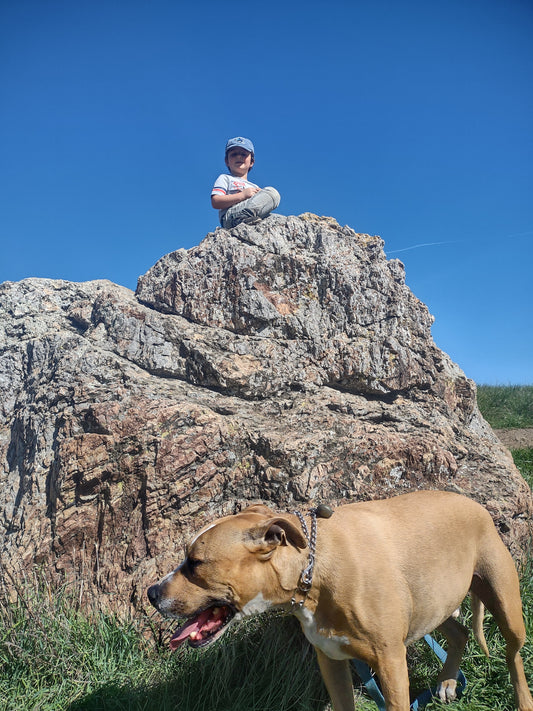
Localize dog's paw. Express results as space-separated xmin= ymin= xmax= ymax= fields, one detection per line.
xmin=436 ymin=679 xmax=457 ymax=703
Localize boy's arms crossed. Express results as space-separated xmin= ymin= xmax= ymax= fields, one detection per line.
xmin=211 ymin=185 xmax=260 ymax=209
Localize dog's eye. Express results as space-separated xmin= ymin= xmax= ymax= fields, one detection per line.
xmin=185 ymin=558 xmax=202 ymax=576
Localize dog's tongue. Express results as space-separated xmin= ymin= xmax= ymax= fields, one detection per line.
xmin=169 ymin=608 xmax=225 ymax=650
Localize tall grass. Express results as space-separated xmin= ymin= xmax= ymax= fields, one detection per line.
xmin=0 ymin=570 xmax=152 ymax=710
xmin=0 ymin=573 xmax=331 ymax=711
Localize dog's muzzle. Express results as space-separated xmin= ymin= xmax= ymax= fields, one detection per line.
xmin=147 ymin=583 xmax=162 ymax=609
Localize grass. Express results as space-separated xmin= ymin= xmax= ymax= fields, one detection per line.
xmin=513 ymin=448 xmax=533 ymax=489
xmin=1 ymin=385 xmax=532 ymax=710
xmin=0 ymin=571 xmax=151 ymax=710
xmin=0 ymin=575 xmax=329 ymax=711
xmin=68 ymin=613 xmax=331 ymax=711
xmin=476 ymin=385 xmax=533 ymax=429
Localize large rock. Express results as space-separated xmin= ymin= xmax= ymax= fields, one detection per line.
xmin=1 ymin=214 xmax=531 ymax=612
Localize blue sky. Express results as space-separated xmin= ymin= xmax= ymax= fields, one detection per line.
xmin=1 ymin=0 xmax=531 ymax=384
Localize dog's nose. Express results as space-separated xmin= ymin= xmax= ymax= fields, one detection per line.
xmin=147 ymin=584 xmax=160 ymax=608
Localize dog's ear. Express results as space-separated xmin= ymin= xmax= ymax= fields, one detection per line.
xmin=240 ymin=504 xmax=275 ymax=516
xmin=245 ymin=517 xmax=307 ymax=559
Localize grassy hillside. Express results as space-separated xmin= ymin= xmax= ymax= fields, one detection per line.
xmin=477 ymin=384 xmax=533 ymax=489
xmin=1 ymin=386 xmax=532 ymax=710
xmin=477 ymin=385 xmax=533 ymax=429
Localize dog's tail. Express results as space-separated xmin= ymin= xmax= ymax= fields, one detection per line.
xmin=471 ymin=593 xmax=490 ymax=657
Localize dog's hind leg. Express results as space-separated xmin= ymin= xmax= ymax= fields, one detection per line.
xmin=315 ymin=649 xmax=356 ymax=711
xmin=434 ymin=616 xmax=469 ymax=703
xmin=471 ymin=562 xmax=533 ymax=711
xmin=491 ymin=596 xmax=533 ymax=711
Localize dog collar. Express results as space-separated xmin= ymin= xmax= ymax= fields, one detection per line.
xmin=290 ymin=504 xmax=333 ymax=610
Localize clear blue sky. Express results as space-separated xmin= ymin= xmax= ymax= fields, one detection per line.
xmin=1 ymin=0 xmax=532 ymax=384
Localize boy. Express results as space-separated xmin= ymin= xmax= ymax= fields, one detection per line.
xmin=211 ymin=137 xmax=281 ymax=229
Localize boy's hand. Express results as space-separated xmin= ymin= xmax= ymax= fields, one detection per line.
xmin=211 ymin=186 xmax=261 ymax=210
xmin=240 ymin=186 xmax=260 ymax=200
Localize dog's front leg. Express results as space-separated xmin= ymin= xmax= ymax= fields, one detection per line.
xmin=315 ymin=648 xmax=355 ymax=711
xmin=373 ymin=648 xmax=411 ymax=711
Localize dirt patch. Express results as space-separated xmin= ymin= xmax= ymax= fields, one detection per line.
xmin=494 ymin=428 xmax=533 ymax=450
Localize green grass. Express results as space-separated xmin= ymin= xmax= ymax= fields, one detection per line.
xmin=68 ymin=613 xmax=332 ymax=711
xmin=511 ymin=448 xmax=533 ymax=490
xmin=477 ymin=385 xmax=533 ymax=429
xmin=0 ymin=572 xmax=152 ymax=710
xmin=1 ymin=385 xmax=532 ymax=710
xmin=0 ymin=576 xmax=330 ymax=711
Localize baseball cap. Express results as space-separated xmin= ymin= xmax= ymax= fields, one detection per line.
xmin=225 ymin=137 xmax=255 ymax=155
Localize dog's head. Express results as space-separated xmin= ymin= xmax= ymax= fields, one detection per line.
xmin=147 ymin=505 xmax=307 ymax=650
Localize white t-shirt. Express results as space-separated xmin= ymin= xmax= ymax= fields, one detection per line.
xmin=211 ymin=173 xmax=260 ymax=221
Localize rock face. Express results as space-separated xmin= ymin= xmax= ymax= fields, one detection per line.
xmin=1 ymin=214 xmax=531 ymax=611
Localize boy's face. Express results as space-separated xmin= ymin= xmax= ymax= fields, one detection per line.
xmin=225 ymin=148 xmax=254 ymax=177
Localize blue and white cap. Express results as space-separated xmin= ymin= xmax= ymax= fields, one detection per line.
xmin=225 ymin=136 xmax=255 ymax=155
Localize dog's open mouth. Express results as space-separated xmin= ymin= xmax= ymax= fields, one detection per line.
xmin=169 ymin=605 xmax=236 ymax=650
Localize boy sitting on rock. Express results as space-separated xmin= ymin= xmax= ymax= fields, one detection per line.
xmin=211 ymin=137 xmax=281 ymax=229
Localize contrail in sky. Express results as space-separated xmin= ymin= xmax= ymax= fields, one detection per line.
xmin=387 ymin=230 xmax=532 ymax=256
xmin=502 ymin=230 xmax=533 ymax=239
xmin=387 ymin=241 xmax=457 ymax=255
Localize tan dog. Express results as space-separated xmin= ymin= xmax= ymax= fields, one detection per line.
xmin=147 ymin=490 xmax=533 ymax=711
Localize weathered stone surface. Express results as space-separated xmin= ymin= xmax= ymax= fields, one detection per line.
xmin=1 ymin=214 xmax=531 ymax=612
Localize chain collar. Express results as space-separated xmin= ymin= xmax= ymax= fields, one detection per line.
xmin=290 ymin=504 xmax=333 ymax=610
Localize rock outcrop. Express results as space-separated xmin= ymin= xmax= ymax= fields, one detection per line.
xmin=1 ymin=214 xmax=531 ymax=611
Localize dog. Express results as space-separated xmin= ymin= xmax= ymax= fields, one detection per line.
xmin=147 ymin=490 xmax=533 ymax=711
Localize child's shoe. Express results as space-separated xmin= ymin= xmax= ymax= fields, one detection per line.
xmin=241 ymin=208 xmax=261 ymax=225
